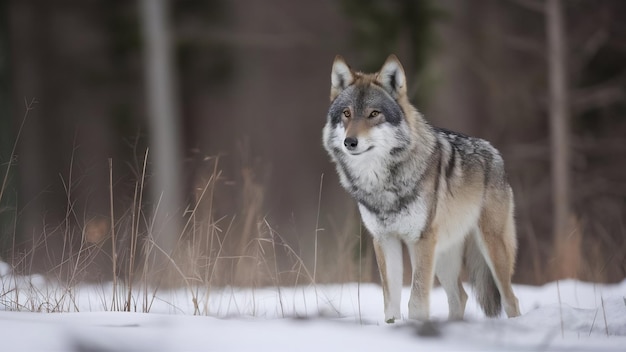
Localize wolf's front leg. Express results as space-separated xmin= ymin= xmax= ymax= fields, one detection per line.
xmin=373 ymin=236 xmax=403 ymax=323
xmin=407 ymin=236 xmax=436 ymax=321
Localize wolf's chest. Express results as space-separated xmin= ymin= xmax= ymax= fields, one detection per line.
xmin=357 ymin=197 xmax=428 ymax=241
xmin=339 ymin=156 xmax=428 ymax=240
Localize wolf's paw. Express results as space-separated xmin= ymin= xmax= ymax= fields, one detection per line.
xmin=384 ymin=313 xmax=400 ymax=324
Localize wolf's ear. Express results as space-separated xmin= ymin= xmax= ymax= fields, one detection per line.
xmin=330 ymin=55 xmax=354 ymax=101
xmin=376 ymin=55 xmax=407 ymax=98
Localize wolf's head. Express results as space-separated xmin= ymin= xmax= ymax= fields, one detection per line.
xmin=323 ymin=55 xmax=415 ymax=161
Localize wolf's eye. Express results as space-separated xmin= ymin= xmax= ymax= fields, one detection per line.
xmin=369 ymin=110 xmax=380 ymax=118
xmin=342 ymin=109 xmax=351 ymax=118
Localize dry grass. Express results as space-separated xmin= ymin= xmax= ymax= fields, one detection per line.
xmin=0 ymin=128 xmax=366 ymax=314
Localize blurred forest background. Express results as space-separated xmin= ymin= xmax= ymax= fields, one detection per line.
xmin=0 ymin=0 xmax=624 ymax=287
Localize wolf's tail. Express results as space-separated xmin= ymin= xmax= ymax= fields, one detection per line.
xmin=465 ymin=233 xmax=502 ymax=317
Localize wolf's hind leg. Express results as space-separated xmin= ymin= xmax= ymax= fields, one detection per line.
xmin=435 ymin=241 xmax=467 ymax=320
xmin=373 ymin=236 xmax=403 ymax=323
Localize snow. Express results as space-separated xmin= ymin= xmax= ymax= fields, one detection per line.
xmin=1 ymin=263 xmax=625 ymax=351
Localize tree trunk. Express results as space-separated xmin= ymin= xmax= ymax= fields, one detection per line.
xmin=139 ymin=0 xmax=182 ymax=275
xmin=547 ymin=0 xmax=577 ymax=279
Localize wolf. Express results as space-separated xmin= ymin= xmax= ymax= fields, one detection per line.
xmin=322 ymin=55 xmax=521 ymax=323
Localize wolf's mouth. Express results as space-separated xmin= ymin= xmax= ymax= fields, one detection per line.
xmin=348 ymin=146 xmax=374 ymax=156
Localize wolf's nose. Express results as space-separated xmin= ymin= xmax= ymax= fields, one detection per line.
xmin=344 ymin=137 xmax=358 ymax=150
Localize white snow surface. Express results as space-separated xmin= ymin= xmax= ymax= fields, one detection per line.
xmin=1 ymin=261 xmax=625 ymax=351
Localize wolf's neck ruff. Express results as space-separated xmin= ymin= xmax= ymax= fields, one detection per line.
xmin=333 ymin=126 xmax=436 ymax=217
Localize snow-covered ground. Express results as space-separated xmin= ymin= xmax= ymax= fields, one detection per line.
xmin=1 ymin=262 xmax=624 ymax=351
